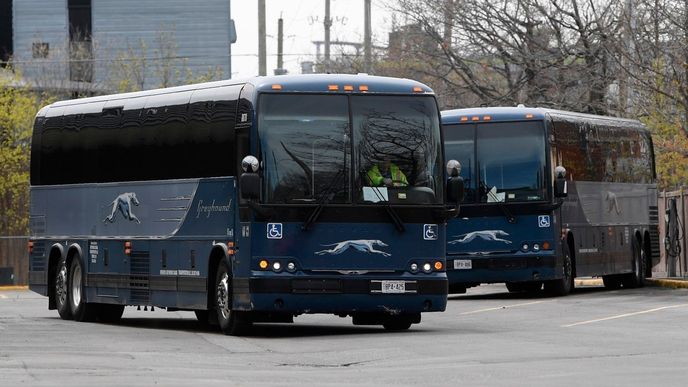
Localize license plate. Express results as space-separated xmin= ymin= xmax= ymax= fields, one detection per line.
xmin=454 ymin=259 xmax=472 ymax=270
xmin=381 ymin=280 xmax=406 ymax=293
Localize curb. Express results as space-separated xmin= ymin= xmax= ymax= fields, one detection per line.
xmin=0 ymin=286 xmax=28 ymax=291
xmin=646 ymin=278 xmax=688 ymax=289
xmin=575 ymin=278 xmax=603 ymax=286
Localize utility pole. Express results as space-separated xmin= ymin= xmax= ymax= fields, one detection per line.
xmin=364 ymin=0 xmax=371 ymax=73
xmin=324 ymin=0 xmax=331 ymax=72
xmin=274 ymin=16 xmax=287 ymax=75
xmin=258 ymin=0 xmax=266 ymax=76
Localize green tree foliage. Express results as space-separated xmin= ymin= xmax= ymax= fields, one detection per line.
xmin=0 ymin=72 xmax=43 ymax=235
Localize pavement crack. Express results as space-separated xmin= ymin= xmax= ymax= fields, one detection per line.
xmin=277 ymin=359 xmax=376 ymax=368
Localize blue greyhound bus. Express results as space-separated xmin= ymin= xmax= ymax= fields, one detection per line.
xmin=442 ymin=107 xmax=659 ymax=296
xmin=28 ymin=74 xmax=460 ymax=334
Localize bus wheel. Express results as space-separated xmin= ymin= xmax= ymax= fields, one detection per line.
xmin=215 ymin=260 xmax=251 ymax=336
xmin=55 ymin=256 xmax=72 ymax=320
xmin=68 ymin=256 xmax=97 ymax=322
xmin=622 ymin=238 xmax=646 ymax=288
xmin=544 ymin=243 xmax=573 ymax=296
xmin=97 ymin=304 xmax=125 ymax=323
xmin=383 ymin=316 xmax=414 ymax=331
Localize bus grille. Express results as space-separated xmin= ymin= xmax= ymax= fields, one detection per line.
xmin=129 ymin=251 xmax=150 ymax=304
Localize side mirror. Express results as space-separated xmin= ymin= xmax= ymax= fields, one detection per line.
xmin=554 ymin=165 xmax=568 ymax=198
xmin=446 ymin=160 xmax=465 ymax=203
xmin=240 ymin=155 xmax=260 ymax=200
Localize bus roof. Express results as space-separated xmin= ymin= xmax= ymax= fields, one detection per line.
xmin=39 ymin=74 xmax=434 ymax=117
xmin=441 ymin=106 xmax=646 ymax=129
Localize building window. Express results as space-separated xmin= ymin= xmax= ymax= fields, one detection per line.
xmin=32 ymin=42 xmax=50 ymax=59
xmin=68 ymin=0 xmax=93 ymax=82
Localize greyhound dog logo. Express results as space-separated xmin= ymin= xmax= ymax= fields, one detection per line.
xmin=448 ymin=230 xmax=512 ymax=245
xmin=315 ymin=239 xmax=391 ymax=257
xmin=104 ymin=192 xmax=141 ymax=224
xmin=605 ymin=191 xmax=621 ymax=215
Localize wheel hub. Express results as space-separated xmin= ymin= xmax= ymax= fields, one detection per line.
xmin=56 ymin=264 xmax=68 ymax=306
xmin=216 ymin=273 xmax=231 ymax=320
xmin=71 ymin=263 xmax=82 ymax=309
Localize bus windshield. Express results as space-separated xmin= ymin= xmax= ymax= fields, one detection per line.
xmin=445 ymin=121 xmax=547 ymax=203
xmin=259 ymin=94 xmax=442 ymax=205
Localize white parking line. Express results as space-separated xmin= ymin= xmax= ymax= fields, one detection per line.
xmin=460 ymin=300 xmax=548 ymax=315
xmin=562 ymin=304 xmax=688 ymax=327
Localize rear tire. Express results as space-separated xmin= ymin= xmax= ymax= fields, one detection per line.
xmin=544 ymin=243 xmax=574 ymax=296
xmin=68 ymin=256 xmax=97 ymax=322
xmin=622 ymin=238 xmax=646 ymax=288
xmin=215 ymin=260 xmax=251 ymax=336
xmin=54 ymin=256 xmax=72 ymax=320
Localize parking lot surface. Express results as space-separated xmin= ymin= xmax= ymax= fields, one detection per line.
xmin=2 ymin=284 xmax=688 ymax=386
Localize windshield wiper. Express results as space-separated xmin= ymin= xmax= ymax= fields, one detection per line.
xmin=302 ymin=168 xmax=346 ymax=231
xmin=482 ymin=181 xmax=516 ymax=224
xmin=363 ymin=171 xmax=405 ymax=233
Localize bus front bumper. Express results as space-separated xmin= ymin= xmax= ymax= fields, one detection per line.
xmin=446 ymin=254 xmax=558 ymax=286
xmin=233 ymin=277 xmax=448 ymax=314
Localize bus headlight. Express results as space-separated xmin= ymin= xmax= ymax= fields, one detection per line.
xmin=423 ymin=263 xmax=432 ymax=273
xmin=410 ymin=263 xmax=419 ymax=273
xmin=533 ymin=244 xmax=540 ymax=252
xmin=521 ymin=243 xmax=529 ymax=252
xmin=272 ymin=261 xmax=282 ymax=272
xmin=287 ymin=262 xmax=296 ymax=272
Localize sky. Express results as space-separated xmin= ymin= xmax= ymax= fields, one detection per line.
xmin=229 ymin=0 xmax=397 ymax=78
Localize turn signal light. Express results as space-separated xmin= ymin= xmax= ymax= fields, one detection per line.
xmin=259 ymin=260 xmax=269 ymax=270
xmin=124 ymin=241 xmax=132 ymax=256
xmin=542 ymin=242 xmax=551 ymax=250
xmin=434 ymin=261 xmax=443 ymax=271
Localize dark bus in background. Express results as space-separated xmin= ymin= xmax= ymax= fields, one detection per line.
xmin=442 ymin=107 xmax=658 ymax=295
xmin=28 ymin=74 xmax=456 ymax=335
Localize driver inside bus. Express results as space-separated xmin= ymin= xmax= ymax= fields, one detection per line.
xmin=367 ymin=157 xmax=408 ymax=187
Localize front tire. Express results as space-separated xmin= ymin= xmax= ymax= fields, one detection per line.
xmin=68 ymin=256 xmax=97 ymax=322
xmin=54 ymin=256 xmax=72 ymax=320
xmin=215 ymin=260 xmax=251 ymax=335
xmin=544 ymin=243 xmax=574 ymax=296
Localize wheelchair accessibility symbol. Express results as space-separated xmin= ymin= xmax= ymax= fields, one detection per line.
xmin=267 ymin=223 xmax=283 ymax=239
xmin=424 ymin=224 xmax=438 ymax=240
xmin=538 ymin=215 xmax=551 ymax=228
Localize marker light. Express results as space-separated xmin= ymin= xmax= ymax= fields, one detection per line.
xmin=460 ymin=116 xmax=469 ymax=122
xmin=525 ymin=113 xmax=534 ymax=119
xmin=272 ymin=261 xmax=282 ymax=271
xmin=344 ymin=85 xmax=354 ymax=91
xmin=271 ymin=84 xmax=282 ymax=90
xmin=471 ymin=116 xmax=480 ymax=121
xmin=359 ymin=85 xmax=369 ymax=92
xmin=287 ymin=262 xmax=296 ymax=272
xmin=124 ymin=241 xmax=132 ymax=256
xmin=412 ymin=86 xmax=423 ymax=93
xmin=483 ymin=116 xmax=491 ymax=121
xmin=410 ymin=263 xmax=419 ymax=272
xmin=423 ymin=263 xmax=432 ymax=273
xmin=434 ymin=261 xmax=443 ymax=271
xmin=328 ymin=84 xmax=339 ymax=91
xmin=259 ymin=260 xmax=269 ymax=270
xmin=542 ymin=242 xmax=551 ymax=250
